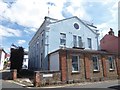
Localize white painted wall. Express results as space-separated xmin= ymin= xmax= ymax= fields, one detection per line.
xmin=48 ymin=17 xmax=98 ymax=53
xmin=22 ymin=55 xmax=29 ymax=69
xmin=0 ymin=51 xmax=5 ymax=70
xmin=29 ymin=19 xmax=49 ymax=70
xmin=49 ymin=52 xmax=59 ymax=71
xmin=29 ymin=17 xmax=99 ymax=70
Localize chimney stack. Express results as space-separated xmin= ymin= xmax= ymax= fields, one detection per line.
xmin=108 ymin=28 xmax=114 ymax=35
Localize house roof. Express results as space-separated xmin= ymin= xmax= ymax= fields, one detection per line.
xmin=0 ymin=48 xmax=7 ymax=54
xmin=100 ymin=34 xmax=118 ymax=42
xmin=49 ymin=48 xmax=118 ymax=56
xmin=46 ymin=16 xmax=98 ymax=35
xmin=29 ymin=16 xmax=99 ymax=44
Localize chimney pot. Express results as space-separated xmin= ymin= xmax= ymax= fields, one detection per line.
xmin=108 ymin=28 xmax=114 ymax=35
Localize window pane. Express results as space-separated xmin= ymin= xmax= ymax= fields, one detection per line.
xmin=87 ymin=38 xmax=92 ymax=48
xmin=60 ymin=39 xmax=66 ymax=45
xmin=92 ymin=56 xmax=99 ymax=71
xmin=78 ymin=36 xmax=82 ymax=47
xmin=60 ymin=33 xmax=66 ymax=45
xmin=72 ymin=56 xmax=79 ymax=72
xmin=108 ymin=56 xmax=114 ymax=70
xmin=72 ymin=64 xmax=78 ymax=71
xmin=72 ymin=56 xmax=78 ymax=63
xmin=60 ymin=33 xmax=66 ymax=38
xmin=73 ymin=35 xmax=77 ymax=47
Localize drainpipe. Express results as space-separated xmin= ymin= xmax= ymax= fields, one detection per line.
xmin=96 ymin=30 xmax=99 ymax=50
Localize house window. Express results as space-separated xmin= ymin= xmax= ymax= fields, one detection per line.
xmin=78 ymin=36 xmax=82 ymax=48
xmin=73 ymin=35 xmax=77 ymax=47
xmin=92 ymin=56 xmax=99 ymax=71
xmin=24 ymin=58 xmax=26 ymax=62
xmin=108 ymin=56 xmax=115 ymax=70
xmin=74 ymin=23 xmax=79 ymax=29
xmin=41 ymin=53 xmax=43 ymax=68
xmin=41 ymin=33 xmax=44 ymax=46
xmin=87 ymin=38 xmax=92 ymax=49
xmin=41 ymin=39 xmax=43 ymax=46
xmin=72 ymin=56 xmax=79 ymax=72
xmin=60 ymin=33 xmax=66 ymax=46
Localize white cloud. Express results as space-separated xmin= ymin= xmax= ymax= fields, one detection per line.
xmin=18 ymin=40 xmax=26 ymax=45
xmin=0 ymin=0 xmax=118 ymax=40
xmin=0 ymin=0 xmax=66 ymax=29
xmin=0 ymin=25 xmax=22 ymax=37
xmin=64 ymin=0 xmax=92 ymax=21
xmin=96 ymin=1 xmax=118 ymax=37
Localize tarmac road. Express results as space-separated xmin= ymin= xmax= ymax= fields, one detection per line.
xmin=1 ymin=79 xmax=120 ymax=90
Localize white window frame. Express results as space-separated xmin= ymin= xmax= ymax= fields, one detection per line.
xmin=78 ymin=36 xmax=82 ymax=48
xmin=73 ymin=35 xmax=77 ymax=47
xmin=72 ymin=55 xmax=80 ymax=73
xmin=60 ymin=33 xmax=66 ymax=46
xmin=108 ymin=56 xmax=115 ymax=70
xmin=92 ymin=55 xmax=100 ymax=71
xmin=87 ymin=38 xmax=92 ymax=49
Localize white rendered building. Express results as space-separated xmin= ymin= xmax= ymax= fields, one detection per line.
xmin=29 ymin=16 xmax=99 ymax=70
xmin=0 ymin=48 xmax=6 ymax=70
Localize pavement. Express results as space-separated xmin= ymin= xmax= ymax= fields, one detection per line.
xmin=0 ymin=69 xmax=120 ymax=89
xmin=2 ymin=79 xmax=119 ymax=89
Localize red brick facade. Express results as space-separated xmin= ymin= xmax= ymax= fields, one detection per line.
xmin=57 ymin=49 xmax=119 ymax=83
xmin=59 ymin=50 xmax=67 ymax=82
xmin=101 ymin=56 xmax=107 ymax=77
xmin=33 ymin=48 xmax=119 ymax=87
xmin=100 ymin=29 xmax=119 ymax=53
xmin=84 ymin=54 xmax=91 ymax=79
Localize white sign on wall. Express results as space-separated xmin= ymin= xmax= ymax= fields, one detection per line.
xmin=43 ymin=74 xmax=53 ymax=78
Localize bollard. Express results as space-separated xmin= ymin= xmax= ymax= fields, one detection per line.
xmin=11 ymin=69 xmax=17 ymax=80
xmin=34 ymin=71 xmax=41 ymax=87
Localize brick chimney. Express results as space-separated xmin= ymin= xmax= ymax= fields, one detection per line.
xmin=108 ymin=28 xmax=114 ymax=35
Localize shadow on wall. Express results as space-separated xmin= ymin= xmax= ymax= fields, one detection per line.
xmin=0 ymin=70 xmax=12 ymax=80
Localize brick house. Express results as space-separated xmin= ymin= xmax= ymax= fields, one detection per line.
xmin=100 ymin=28 xmax=119 ymax=53
xmin=48 ymin=48 xmax=119 ymax=83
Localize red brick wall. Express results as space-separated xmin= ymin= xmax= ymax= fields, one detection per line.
xmin=59 ymin=50 xmax=67 ymax=82
xmin=84 ymin=54 xmax=91 ymax=79
xmin=100 ymin=35 xmax=118 ymax=53
xmin=67 ymin=54 xmax=85 ymax=83
xmin=101 ymin=56 xmax=107 ymax=77
xmin=89 ymin=55 xmax=104 ymax=81
xmin=104 ymin=55 xmax=118 ymax=79
xmin=115 ymin=57 xmax=120 ymax=78
xmin=58 ymin=49 xmax=118 ymax=83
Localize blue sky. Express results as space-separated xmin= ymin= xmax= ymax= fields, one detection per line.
xmin=0 ymin=0 xmax=118 ymax=53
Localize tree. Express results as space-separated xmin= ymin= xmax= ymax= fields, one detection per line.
xmin=10 ymin=46 xmax=24 ymax=72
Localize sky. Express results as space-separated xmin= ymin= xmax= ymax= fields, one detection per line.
xmin=0 ymin=0 xmax=119 ymax=53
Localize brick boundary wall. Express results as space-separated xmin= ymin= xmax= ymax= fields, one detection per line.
xmin=33 ymin=71 xmax=61 ymax=87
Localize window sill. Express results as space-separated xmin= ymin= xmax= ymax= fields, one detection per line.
xmin=93 ymin=70 xmax=100 ymax=73
xmin=109 ymin=69 xmax=115 ymax=71
xmin=72 ymin=71 xmax=80 ymax=74
xmin=59 ymin=45 xmax=66 ymax=48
